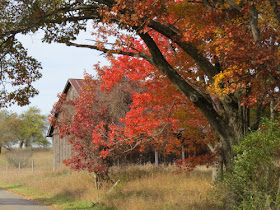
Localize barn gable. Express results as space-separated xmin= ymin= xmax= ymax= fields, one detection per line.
xmin=47 ymin=79 xmax=84 ymax=170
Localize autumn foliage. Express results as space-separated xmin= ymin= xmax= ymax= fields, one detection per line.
xmin=36 ymin=0 xmax=280 ymax=180
xmin=50 ymin=55 xmax=217 ymax=182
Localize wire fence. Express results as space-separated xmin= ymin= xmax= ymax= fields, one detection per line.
xmin=0 ymin=148 xmax=53 ymax=175
xmin=0 ymin=159 xmax=35 ymax=174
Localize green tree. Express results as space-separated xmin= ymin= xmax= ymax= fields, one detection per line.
xmin=18 ymin=107 xmax=49 ymax=148
xmin=0 ymin=110 xmax=21 ymax=152
xmin=220 ymin=119 xmax=280 ymax=209
xmin=0 ymin=108 xmax=49 ymax=151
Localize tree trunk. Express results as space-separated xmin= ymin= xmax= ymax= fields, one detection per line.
xmin=270 ymin=99 xmax=276 ymax=122
xmin=19 ymin=141 xmax=24 ymax=149
xmin=182 ymin=145 xmax=185 ymax=166
xmin=212 ymin=155 xmax=224 ymax=183
xmin=24 ymin=140 xmax=31 ymax=148
xmin=155 ymin=150 xmax=159 ymax=166
xmin=215 ymin=100 xmax=251 ymax=169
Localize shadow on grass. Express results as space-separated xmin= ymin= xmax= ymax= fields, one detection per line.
xmin=34 ymin=190 xmax=75 ymax=205
xmin=0 ymin=184 xmax=106 ymax=209
xmin=179 ymin=203 xmax=225 ymax=210
xmin=106 ymin=188 xmax=224 ymax=210
xmin=65 ymin=204 xmax=115 ymax=210
xmin=34 ymin=190 xmax=109 ymax=210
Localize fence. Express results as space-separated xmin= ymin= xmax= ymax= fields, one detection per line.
xmin=3 ymin=159 xmax=35 ymax=174
xmin=0 ymin=148 xmax=53 ymax=175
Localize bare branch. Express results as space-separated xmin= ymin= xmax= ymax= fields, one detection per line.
xmin=66 ymin=41 xmax=153 ymax=62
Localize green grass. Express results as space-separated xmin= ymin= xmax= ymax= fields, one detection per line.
xmin=0 ymin=183 xmax=97 ymax=209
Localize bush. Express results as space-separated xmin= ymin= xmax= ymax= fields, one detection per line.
xmin=5 ymin=149 xmax=32 ymax=168
xmin=220 ymin=120 xmax=280 ymax=209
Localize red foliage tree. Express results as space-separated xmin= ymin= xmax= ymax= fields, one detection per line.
xmin=35 ymin=0 xmax=279 ymax=173
xmin=95 ymin=38 xmax=217 ymax=170
xmin=50 ymin=74 xmax=141 ymax=187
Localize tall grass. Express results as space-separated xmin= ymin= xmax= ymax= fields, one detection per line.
xmin=0 ymin=148 xmax=222 ymax=209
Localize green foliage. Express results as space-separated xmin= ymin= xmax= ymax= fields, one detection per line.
xmin=0 ymin=110 xmax=21 ymax=149
xmin=19 ymin=107 xmax=49 ymax=147
xmin=0 ymin=107 xmax=49 ymax=149
xmin=220 ymin=120 xmax=280 ymax=209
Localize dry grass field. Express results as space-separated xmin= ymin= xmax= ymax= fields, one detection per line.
xmin=0 ymin=148 xmax=223 ymax=209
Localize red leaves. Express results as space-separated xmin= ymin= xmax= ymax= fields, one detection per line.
xmin=89 ymin=34 xmax=217 ymax=170
xmin=52 ymin=0 xmax=280 ymax=174
xmin=177 ymin=153 xmax=216 ymax=173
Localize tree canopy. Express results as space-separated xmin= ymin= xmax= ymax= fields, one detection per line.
xmin=0 ymin=0 xmax=42 ymax=107
xmin=1 ymin=0 xmax=279 ymax=167
xmin=0 ymin=107 xmax=49 ymax=150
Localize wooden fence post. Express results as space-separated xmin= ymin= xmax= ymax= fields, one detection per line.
xmin=32 ymin=159 xmax=34 ymax=173
xmin=18 ymin=162 xmax=21 ymax=173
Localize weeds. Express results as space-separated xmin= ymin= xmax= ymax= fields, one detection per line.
xmin=5 ymin=149 xmax=32 ymax=168
xmin=0 ymin=148 xmax=222 ymax=209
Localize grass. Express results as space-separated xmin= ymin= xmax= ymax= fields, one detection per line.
xmin=0 ymin=148 xmax=223 ymax=209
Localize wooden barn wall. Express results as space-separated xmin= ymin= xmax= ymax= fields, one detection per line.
xmin=52 ymin=130 xmax=73 ymax=170
xmin=52 ymin=85 xmax=77 ymax=170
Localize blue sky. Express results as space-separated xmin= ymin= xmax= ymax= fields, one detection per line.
xmin=8 ymin=28 xmax=108 ymax=116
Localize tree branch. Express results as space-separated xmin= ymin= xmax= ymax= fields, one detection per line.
xmin=0 ymin=4 xmax=100 ymax=38
xmin=148 ymin=20 xmax=219 ymax=81
xmin=138 ymin=32 xmax=231 ymax=144
xmin=269 ymin=0 xmax=280 ymax=23
xmin=249 ymin=2 xmax=260 ymax=42
xmin=66 ymin=41 xmax=153 ymax=62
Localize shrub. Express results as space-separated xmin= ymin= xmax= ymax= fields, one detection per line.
xmin=5 ymin=149 xmax=32 ymax=168
xmin=220 ymin=120 xmax=280 ymax=209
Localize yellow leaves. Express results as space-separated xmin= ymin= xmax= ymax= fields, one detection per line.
xmin=167 ymin=1 xmax=204 ymax=20
xmin=207 ymin=65 xmax=245 ymax=99
xmin=256 ymin=0 xmax=279 ymax=31
xmin=222 ymin=0 xmax=246 ymax=9
xmin=232 ymin=0 xmax=244 ymax=5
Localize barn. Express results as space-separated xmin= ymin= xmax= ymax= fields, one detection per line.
xmin=47 ymin=79 xmax=84 ymax=170
xmin=47 ymin=79 xmax=210 ymax=171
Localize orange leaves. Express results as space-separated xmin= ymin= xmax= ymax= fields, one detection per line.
xmin=91 ymin=30 xmax=216 ymax=160
xmin=165 ymin=1 xmax=279 ymax=107
xmin=104 ymin=0 xmax=169 ymax=30
xmin=51 ymin=0 xmax=279 ymax=174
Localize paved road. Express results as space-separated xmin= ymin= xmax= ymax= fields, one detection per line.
xmin=0 ymin=189 xmax=53 ymax=210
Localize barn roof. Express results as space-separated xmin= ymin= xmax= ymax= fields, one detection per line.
xmin=46 ymin=79 xmax=84 ymax=137
xmin=64 ymin=79 xmax=84 ymax=95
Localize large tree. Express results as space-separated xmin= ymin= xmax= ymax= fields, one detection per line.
xmin=0 ymin=110 xmax=20 ymax=152
xmin=1 ymin=0 xmax=279 ymax=168
xmin=0 ymin=107 xmax=49 ymax=150
xmin=50 ymin=74 xmax=139 ymax=187
xmin=0 ymin=0 xmax=42 ymax=107
xmin=18 ymin=107 xmax=49 ymax=148
xmin=95 ymin=51 xmax=217 ymax=169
